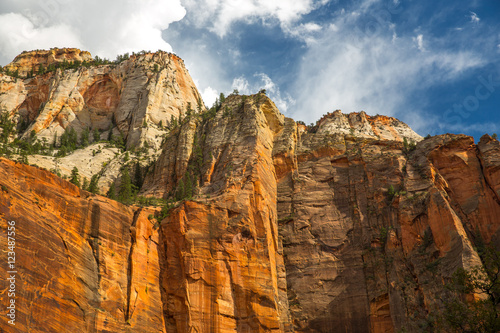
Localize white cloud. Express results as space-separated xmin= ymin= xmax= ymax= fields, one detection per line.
xmin=413 ymin=34 xmax=425 ymax=51
xmin=0 ymin=13 xmax=83 ymax=64
xmin=289 ymin=11 xmax=484 ymax=131
xmin=232 ymin=76 xmax=250 ymax=93
xmin=232 ymin=73 xmax=294 ymax=112
xmin=200 ymin=86 xmax=219 ymax=107
xmin=181 ymin=0 xmax=329 ymax=37
xmin=470 ymin=11 xmax=480 ymax=23
xmin=288 ymin=22 xmax=323 ymax=44
xmin=0 ymin=0 xmax=186 ymax=64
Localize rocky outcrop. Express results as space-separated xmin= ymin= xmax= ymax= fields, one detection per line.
xmin=276 ymin=127 xmax=499 ymax=332
xmin=145 ymin=94 xmax=292 ymax=332
xmin=0 ymin=48 xmax=204 ymax=194
xmin=0 ymin=48 xmax=203 ymax=150
xmin=0 ymin=50 xmax=499 ymax=333
xmin=4 ymin=48 xmax=92 ymax=77
xmin=142 ymin=96 xmax=500 ymax=332
xmin=313 ymin=110 xmax=422 ymax=143
xmin=0 ymin=158 xmax=163 ymax=332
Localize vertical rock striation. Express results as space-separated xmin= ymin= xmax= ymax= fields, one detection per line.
xmin=145 ymin=94 xmax=292 ymax=332
xmin=0 ymin=159 xmax=164 ymax=332
xmin=1 ymin=49 xmax=499 ymax=332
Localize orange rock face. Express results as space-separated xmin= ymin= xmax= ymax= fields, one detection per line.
xmin=276 ymin=128 xmax=499 ymax=332
xmin=145 ymin=94 xmax=292 ymax=332
xmin=1 ymin=59 xmax=500 ymax=332
xmin=0 ymin=158 xmax=164 ymax=332
xmin=4 ymin=48 xmax=92 ymax=77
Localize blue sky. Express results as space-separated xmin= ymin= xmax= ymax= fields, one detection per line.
xmin=0 ymin=0 xmax=499 ymax=139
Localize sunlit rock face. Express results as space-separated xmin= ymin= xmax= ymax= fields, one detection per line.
xmin=0 ymin=48 xmax=203 ymax=150
xmin=0 ymin=158 xmax=164 ymax=332
xmin=1 ymin=49 xmax=500 ymax=333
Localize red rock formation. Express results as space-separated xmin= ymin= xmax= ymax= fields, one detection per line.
xmin=0 ymin=158 xmax=164 ymax=332
xmin=276 ymin=128 xmax=499 ymax=332
xmin=146 ymin=94 xmax=292 ymax=332
xmin=1 ymin=52 xmax=499 ymax=332
xmin=4 ymin=48 xmax=92 ymax=77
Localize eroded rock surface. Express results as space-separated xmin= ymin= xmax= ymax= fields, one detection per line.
xmin=276 ymin=128 xmax=499 ymax=332
xmin=147 ymin=94 xmax=292 ymax=332
xmin=0 ymin=50 xmax=499 ymax=333
xmin=0 ymin=48 xmax=203 ymax=150
xmin=0 ymin=159 xmax=163 ymax=332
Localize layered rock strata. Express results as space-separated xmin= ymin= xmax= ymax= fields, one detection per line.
xmin=0 ymin=52 xmax=499 ymax=332
xmin=0 ymin=48 xmax=203 ymax=150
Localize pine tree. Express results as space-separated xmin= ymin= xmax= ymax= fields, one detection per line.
xmin=134 ymin=162 xmax=143 ymax=189
xmin=107 ymin=182 xmax=117 ymax=200
xmin=89 ymin=174 xmax=99 ymax=194
xmin=119 ymin=168 xmax=133 ymax=204
xmin=81 ymin=128 xmax=90 ymax=147
xmin=185 ymin=172 xmax=193 ymax=199
xmin=70 ymin=167 xmax=80 ymax=187
xmin=69 ymin=127 xmax=78 ymax=149
xmin=175 ymin=179 xmax=185 ymax=201
xmin=82 ymin=177 xmax=89 ymax=191
xmin=197 ymin=97 xmax=203 ymax=113
xmin=93 ymin=128 xmax=100 ymax=142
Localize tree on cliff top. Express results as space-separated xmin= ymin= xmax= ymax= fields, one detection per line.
xmin=118 ymin=168 xmax=133 ymax=204
xmin=70 ymin=167 xmax=80 ymax=187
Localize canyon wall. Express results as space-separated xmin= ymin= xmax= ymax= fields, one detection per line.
xmin=0 ymin=158 xmax=163 ymax=332
xmin=1 ymin=50 xmax=499 ymax=332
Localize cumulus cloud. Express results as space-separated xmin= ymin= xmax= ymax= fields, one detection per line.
xmin=0 ymin=12 xmax=83 ymax=64
xmin=180 ymin=0 xmax=329 ymax=37
xmin=0 ymin=0 xmax=186 ymax=64
xmin=164 ymin=0 xmax=329 ymax=109
xmin=200 ymin=86 xmax=219 ymax=107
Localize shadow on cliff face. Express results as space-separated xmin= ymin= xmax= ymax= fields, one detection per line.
xmin=157 ymin=225 xmax=171 ymax=331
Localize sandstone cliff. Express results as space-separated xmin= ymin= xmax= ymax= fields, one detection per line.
xmin=0 ymin=158 xmax=163 ymax=332
xmin=1 ymin=50 xmax=499 ymax=333
xmin=0 ymin=48 xmax=204 ymax=193
xmin=275 ymin=127 xmax=500 ymax=332
xmin=4 ymin=48 xmax=93 ymax=78
xmin=0 ymin=48 xmax=203 ymax=150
